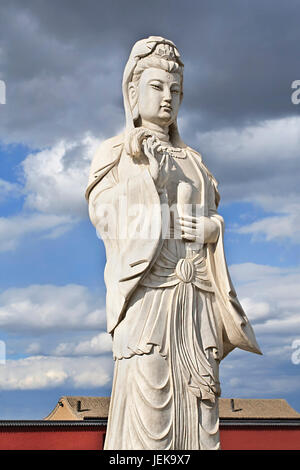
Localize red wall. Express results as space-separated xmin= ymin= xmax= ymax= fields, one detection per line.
xmin=0 ymin=426 xmax=106 ymax=450
xmin=221 ymin=426 xmax=300 ymax=450
xmin=0 ymin=425 xmax=299 ymax=450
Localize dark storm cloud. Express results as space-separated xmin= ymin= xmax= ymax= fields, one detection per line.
xmin=0 ymin=0 xmax=299 ymax=147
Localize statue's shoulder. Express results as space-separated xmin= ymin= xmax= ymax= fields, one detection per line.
xmin=90 ymin=133 xmax=124 ymax=172
xmin=86 ymin=133 xmax=125 ymax=200
xmin=94 ymin=132 xmax=124 ymax=158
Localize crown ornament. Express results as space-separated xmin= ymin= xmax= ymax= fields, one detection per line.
xmin=142 ymin=37 xmax=183 ymax=65
xmin=153 ymin=43 xmax=176 ymax=60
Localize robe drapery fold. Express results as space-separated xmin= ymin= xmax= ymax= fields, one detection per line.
xmin=86 ymin=134 xmax=261 ymax=359
xmin=87 ymin=135 xmax=261 ymax=450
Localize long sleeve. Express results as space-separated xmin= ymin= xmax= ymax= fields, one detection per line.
xmin=87 ymin=141 xmax=165 ymax=334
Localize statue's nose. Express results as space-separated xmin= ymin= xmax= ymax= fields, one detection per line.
xmin=163 ymin=87 xmax=172 ymax=102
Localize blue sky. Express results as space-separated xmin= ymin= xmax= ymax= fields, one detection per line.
xmin=0 ymin=0 xmax=300 ymax=419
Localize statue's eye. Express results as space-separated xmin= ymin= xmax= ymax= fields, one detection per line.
xmin=171 ymin=88 xmax=180 ymax=94
xmin=150 ymin=83 xmax=162 ymax=91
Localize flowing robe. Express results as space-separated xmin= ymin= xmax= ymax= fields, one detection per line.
xmin=86 ymin=134 xmax=261 ymax=450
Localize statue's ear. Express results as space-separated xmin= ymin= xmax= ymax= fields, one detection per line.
xmin=128 ymin=82 xmax=139 ymax=121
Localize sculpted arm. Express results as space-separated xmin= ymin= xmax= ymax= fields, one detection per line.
xmin=87 ymin=139 xmax=162 ymax=246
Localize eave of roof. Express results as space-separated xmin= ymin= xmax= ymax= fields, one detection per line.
xmin=0 ymin=420 xmax=107 ymax=427
xmin=0 ymin=418 xmax=300 ymax=428
xmin=220 ymin=418 xmax=300 ymax=427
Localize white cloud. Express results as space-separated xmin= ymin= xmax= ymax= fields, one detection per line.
xmin=229 ymin=262 xmax=300 ymax=360
xmin=239 ymin=297 xmax=270 ymax=321
xmin=196 ymin=116 xmax=300 ymax=243
xmin=219 ymin=261 xmax=300 ymax=407
xmin=0 ymin=134 xmax=101 ymax=253
xmin=0 ymin=213 xmax=75 ymax=251
xmin=0 ymin=284 xmax=106 ymax=332
xmin=221 ymin=350 xmax=300 ymax=399
xmin=22 ymin=133 xmax=100 ymax=218
xmin=26 ymin=342 xmax=42 ymax=354
xmin=0 ymin=355 xmax=112 ymax=390
xmin=197 ymin=116 xmax=300 ymax=168
xmin=54 ymin=332 xmax=112 ymax=356
xmin=235 ymin=211 xmax=300 ymax=244
xmin=0 ymin=179 xmax=21 ymax=203
xmin=229 ymin=262 xmax=284 ymax=283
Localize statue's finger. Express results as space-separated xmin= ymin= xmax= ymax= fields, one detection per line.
xmin=182 ymin=232 xmax=196 ymax=241
xmin=179 ymin=214 xmax=198 ymax=222
xmin=179 ymin=219 xmax=197 ymax=228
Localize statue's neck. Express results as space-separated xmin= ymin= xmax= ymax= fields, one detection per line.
xmin=140 ymin=120 xmax=170 ymax=143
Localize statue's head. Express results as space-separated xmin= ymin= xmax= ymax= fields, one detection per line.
xmin=123 ymin=37 xmax=184 ymax=146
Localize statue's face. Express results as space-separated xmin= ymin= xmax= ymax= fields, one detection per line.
xmin=136 ymin=67 xmax=182 ymax=127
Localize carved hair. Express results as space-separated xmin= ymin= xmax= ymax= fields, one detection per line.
xmin=132 ymin=55 xmax=183 ymax=84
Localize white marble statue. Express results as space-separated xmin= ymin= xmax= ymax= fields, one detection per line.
xmin=86 ymin=36 xmax=262 ymax=450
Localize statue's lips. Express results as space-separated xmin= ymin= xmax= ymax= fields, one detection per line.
xmin=160 ymin=105 xmax=172 ymax=112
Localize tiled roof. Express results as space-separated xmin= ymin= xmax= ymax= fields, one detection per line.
xmin=219 ymin=398 xmax=300 ymax=419
xmin=44 ymin=396 xmax=110 ymax=420
xmin=66 ymin=396 xmax=110 ymax=419
xmin=45 ymin=396 xmax=300 ymax=421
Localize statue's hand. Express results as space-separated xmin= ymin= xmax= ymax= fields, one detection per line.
xmin=178 ymin=215 xmax=220 ymax=244
xmin=124 ymin=127 xmax=154 ymax=159
xmin=142 ymin=136 xmax=169 ymax=193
